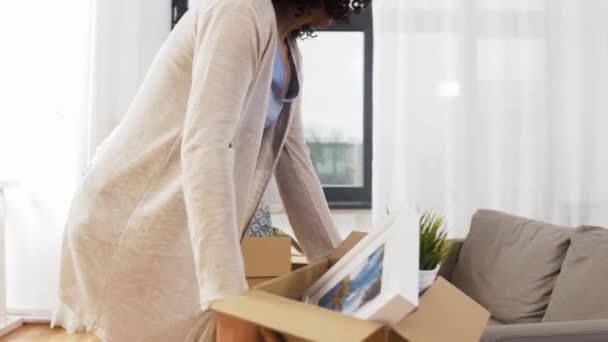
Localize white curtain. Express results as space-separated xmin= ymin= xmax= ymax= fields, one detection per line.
xmin=0 ymin=0 xmax=93 ymax=314
xmin=372 ymin=0 xmax=608 ymax=236
xmin=89 ymin=0 xmax=171 ymax=152
xmin=0 ymin=0 xmax=170 ymax=314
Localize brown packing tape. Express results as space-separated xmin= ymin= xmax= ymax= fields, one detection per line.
xmin=211 ymin=290 xmax=384 ymax=342
xmin=392 ymin=277 xmax=490 ymax=342
xmin=242 ymin=237 xmax=292 ymax=277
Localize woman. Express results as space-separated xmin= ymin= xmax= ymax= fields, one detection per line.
xmin=53 ymin=0 xmax=370 ymax=341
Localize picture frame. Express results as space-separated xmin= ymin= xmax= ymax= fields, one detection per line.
xmin=301 ymin=214 xmax=397 ymax=300
xmin=303 ymin=208 xmax=420 ymax=324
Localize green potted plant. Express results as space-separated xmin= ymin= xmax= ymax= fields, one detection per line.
xmin=419 ymin=211 xmax=451 ymax=292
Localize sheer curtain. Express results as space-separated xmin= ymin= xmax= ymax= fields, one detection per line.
xmin=0 ymin=0 xmax=170 ymax=315
xmin=0 ymin=1 xmax=93 ymax=314
xmin=89 ymin=0 xmax=171 ymax=152
xmin=372 ymin=0 xmax=608 ymax=236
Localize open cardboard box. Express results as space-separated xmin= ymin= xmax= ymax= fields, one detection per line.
xmin=226 ymin=233 xmax=490 ymax=341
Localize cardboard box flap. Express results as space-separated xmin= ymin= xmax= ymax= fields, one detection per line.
xmin=329 ymin=231 xmax=367 ymax=263
xmin=242 ymin=237 xmax=292 ymax=277
xmin=392 ymin=277 xmax=490 ymax=342
xmin=211 ymin=290 xmax=384 ymax=342
xmin=256 ymin=261 xmax=329 ymax=300
xmin=247 ymin=277 xmax=275 ymax=289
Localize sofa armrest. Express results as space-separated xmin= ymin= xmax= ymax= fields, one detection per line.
xmin=481 ymin=320 xmax=608 ymax=342
xmin=437 ymin=240 xmax=463 ymax=282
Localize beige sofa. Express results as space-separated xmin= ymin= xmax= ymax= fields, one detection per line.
xmin=438 ymin=209 xmax=608 ymax=342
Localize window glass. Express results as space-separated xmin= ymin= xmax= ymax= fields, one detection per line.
xmin=299 ymin=31 xmax=365 ymax=187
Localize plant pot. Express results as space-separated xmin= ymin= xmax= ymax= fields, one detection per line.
xmin=419 ymin=267 xmax=439 ymax=293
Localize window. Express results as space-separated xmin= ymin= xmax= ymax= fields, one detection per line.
xmin=173 ymin=1 xmax=373 ymax=209
xmin=300 ymin=14 xmax=373 ymax=209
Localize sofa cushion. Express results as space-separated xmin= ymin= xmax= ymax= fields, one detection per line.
xmin=452 ymin=210 xmax=572 ymax=323
xmin=481 ymin=319 xmax=608 ymax=342
xmin=487 ymin=318 xmax=504 ymax=326
xmin=543 ymin=226 xmax=608 ymax=322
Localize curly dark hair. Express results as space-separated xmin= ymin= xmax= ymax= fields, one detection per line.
xmin=288 ymin=0 xmax=371 ymax=39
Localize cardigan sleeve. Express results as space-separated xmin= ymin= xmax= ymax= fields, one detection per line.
xmin=180 ymin=3 xmax=261 ymax=310
xmin=274 ymin=98 xmax=343 ymax=262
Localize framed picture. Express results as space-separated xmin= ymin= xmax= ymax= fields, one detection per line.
xmin=301 ymin=214 xmax=396 ymax=300
xmin=303 ymin=208 xmax=420 ymax=324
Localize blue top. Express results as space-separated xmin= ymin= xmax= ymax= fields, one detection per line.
xmin=265 ymin=41 xmax=299 ymax=129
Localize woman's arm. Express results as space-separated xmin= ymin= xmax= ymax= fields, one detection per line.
xmin=180 ymin=2 xmax=263 ymax=310
xmin=274 ymin=103 xmax=342 ymax=262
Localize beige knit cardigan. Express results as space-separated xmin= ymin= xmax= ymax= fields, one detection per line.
xmin=52 ymin=0 xmax=341 ymax=340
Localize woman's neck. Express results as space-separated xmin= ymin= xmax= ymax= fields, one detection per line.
xmin=274 ymin=3 xmax=308 ymax=41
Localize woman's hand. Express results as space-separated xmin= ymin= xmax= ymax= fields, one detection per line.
xmin=259 ymin=327 xmax=284 ymax=342
xmin=216 ymin=313 xmax=284 ymax=342
xmin=216 ymin=313 xmax=259 ymax=342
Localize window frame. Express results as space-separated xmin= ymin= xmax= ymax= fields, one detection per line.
xmin=171 ymin=1 xmax=373 ymax=209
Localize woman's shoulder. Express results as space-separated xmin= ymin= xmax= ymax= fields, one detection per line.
xmin=193 ymin=0 xmax=276 ymax=34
